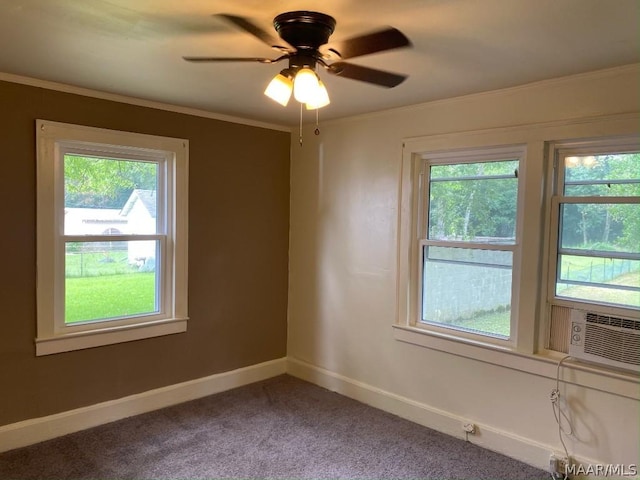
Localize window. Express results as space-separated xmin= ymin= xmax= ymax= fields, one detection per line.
xmin=397 ymin=116 xmax=638 ymax=382
xmin=36 ymin=120 xmax=188 ymax=355
xmin=548 ymin=138 xmax=639 ymax=316
xmin=412 ymin=146 xmax=524 ymax=345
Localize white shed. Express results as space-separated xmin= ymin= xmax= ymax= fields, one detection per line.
xmin=120 ymin=189 xmax=158 ymax=265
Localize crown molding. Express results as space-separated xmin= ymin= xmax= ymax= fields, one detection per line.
xmin=0 ymin=71 xmax=291 ymax=133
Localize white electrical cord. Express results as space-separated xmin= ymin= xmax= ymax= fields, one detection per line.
xmin=550 ymin=355 xmax=573 ymax=478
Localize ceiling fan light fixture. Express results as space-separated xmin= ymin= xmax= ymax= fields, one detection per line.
xmin=185 ymin=11 xmax=412 ymax=116
xmin=264 ymin=71 xmax=294 ymax=106
xmin=306 ymin=80 xmax=330 ymax=109
xmin=293 ymin=67 xmax=320 ymax=103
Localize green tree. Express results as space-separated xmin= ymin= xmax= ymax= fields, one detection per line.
xmin=64 ymin=155 xmax=157 ymax=208
xmin=562 ymin=153 xmax=639 ymax=251
xmin=428 ymin=160 xmax=518 ymax=242
xmin=608 ymin=153 xmax=640 ymax=252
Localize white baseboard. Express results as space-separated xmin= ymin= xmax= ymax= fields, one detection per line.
xmin=286 ymin=356 xmax=605 ymax=475
xmin=2 ymin=356 xmax=618 ymax=479
xmin=0 ymin=357 xmax=286 ymax=454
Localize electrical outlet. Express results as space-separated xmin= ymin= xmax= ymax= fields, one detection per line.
xmin=462 ymin=422 xmax=476 ymax=434
xmin=549 ymin=454 xmax=569 ymax=477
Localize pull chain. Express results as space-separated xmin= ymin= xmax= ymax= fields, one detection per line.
xmin=299 ymin=105 xmax=322 ymax=146
xmin=299 ymin=103 xmax=303 ymax=146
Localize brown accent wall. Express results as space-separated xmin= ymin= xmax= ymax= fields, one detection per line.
xmin=0 ymin=80 xmax=290 ymax=426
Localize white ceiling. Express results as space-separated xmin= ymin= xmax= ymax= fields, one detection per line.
xmin=0 ymin=0 xmax=638 ymax=126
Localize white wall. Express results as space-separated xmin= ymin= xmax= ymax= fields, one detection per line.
xmin=287 ymin=64 xmax=640 ymax=471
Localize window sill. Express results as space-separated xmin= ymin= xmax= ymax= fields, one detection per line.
xmin=35 ymin=317 xmax=188 ymax=356
xmin=393 ymin=324 xmax=639 ymax=400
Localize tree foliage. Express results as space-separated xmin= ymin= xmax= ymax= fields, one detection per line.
xmin=64 ymin=155 xmax=157 ymax=208
xmin=426 ymin=154 xmax=638 ymax=253
xmin=428 ymin=160 xmax=518 ymax=242
xmin=562 ymin=153 xmax=639 ymax=252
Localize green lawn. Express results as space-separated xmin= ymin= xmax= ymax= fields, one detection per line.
xmin=558 ymin=254 xmax=639 ymax=307
xmin=65 ymin=272 xmax=157 ymax=323
xmin=429 ymin=310 xmax=510 ymax=338
xmin=453 ymin=310 xmax=510 ymax=338
xmin=560 ymin=254 xmax=638 ymax=283
xmin=558 ymin=271 xmax=640 ymax=307
xmin=66 ymin=250 xmax=135 ymax=277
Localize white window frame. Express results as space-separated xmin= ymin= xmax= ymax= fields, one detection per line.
xmin=546 ymin=136 xmax=640 ymax=319
xmin=414 ymin=146 xmax=525 ymax=348
xmin=36 ymin=120 xmax=189 ymax=356
xmin=395 ymin=113 xmax=640 ymax=393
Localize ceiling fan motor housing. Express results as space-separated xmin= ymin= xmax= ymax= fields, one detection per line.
xmin=274 ymin=11 xmax=336 ymax=51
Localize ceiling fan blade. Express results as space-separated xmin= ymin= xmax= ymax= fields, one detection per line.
xmin=183 ymin=56 xmax=275 ymax=63
xmin=327 ymin=27 xmax=411 ymax=60
xmin=216 ymin=14 xmax=289 ymax=50
xmin=327 ymin=62 xmax=407 ymax=88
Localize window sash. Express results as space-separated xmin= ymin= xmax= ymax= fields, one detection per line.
xmin=416 ymin=153 xmax=522 ymax=344
xmin=421 ymin=158 xmax=519 ymax=243
xmin=422 ymin=239 xmax=516 ymax=252
xmin=56 ymin=238 xmax=170 ymax=334
xmin=555 ymin=146 xmax=639 ymax=190
xmin=57 ymin=150 xmax=170 ymax=331
xmin=553 ymin=198 xmax=640 ymax=257
xmin=60 ymin=147 xmax=168 ymax=234
xmin=558 ymin=248 xmax=639 ymax=261
xmin=547 ymin=142 xmax=640 ymax=317
xmin=419 ymin=242 xmax=515 ymax=340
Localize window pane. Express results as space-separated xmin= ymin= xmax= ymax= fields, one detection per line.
xmin=65 ymin=240 xmax=159 ymax=324
xmin=64 ymin=155 xmax=158 ymax=235
xmin=428 ymin=160 xmax=518 ymax=243
xmin=556 ymin=254 xmax=640 ymax=309
xmin=564 ymin=153 xmax=640 ymax=197
xmin=559 ymin=203 xmax=640 ymax=254
xmin=422 ymin=246 xmax=512 ymax=338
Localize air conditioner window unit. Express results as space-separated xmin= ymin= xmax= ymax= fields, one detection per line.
xmin=568 ymin=309 xmax=640 ymax=374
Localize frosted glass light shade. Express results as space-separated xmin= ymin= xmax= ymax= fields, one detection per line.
xmin=293 ymin=67 xmax=320 ymax=103
xmin=264 ymin=73 xmax=293 ymax=106
xmin=306 ymin=81 xmax=330 ymax=109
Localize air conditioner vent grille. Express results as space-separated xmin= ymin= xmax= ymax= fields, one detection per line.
xmin=569 ymin=309 xmax=640 ymax=373
xmin=584 ymin=324 xmax=640 ymax=366
xmin=585 ymin=312 xmax=640 ymax=331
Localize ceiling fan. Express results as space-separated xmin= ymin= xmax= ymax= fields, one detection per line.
xmin=183 ymin=11 xmax=411 ymax=109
